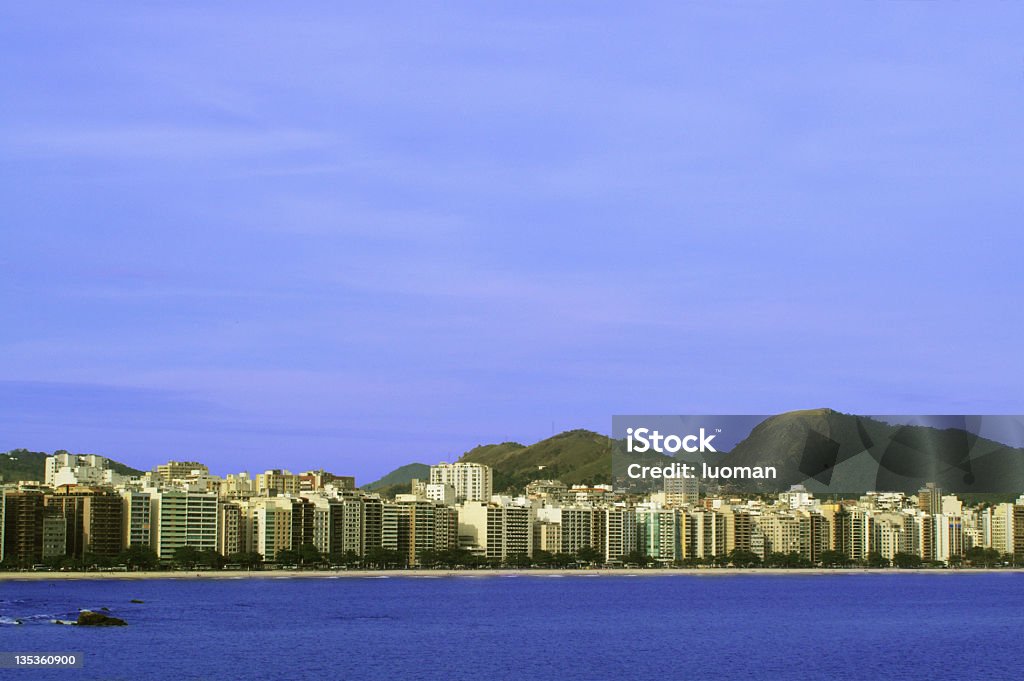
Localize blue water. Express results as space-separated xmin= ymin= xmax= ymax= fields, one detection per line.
xmin=1 ymin=573 xmax=1023 ymax=680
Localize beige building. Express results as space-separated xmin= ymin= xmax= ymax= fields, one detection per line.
xmin=249 ymin=497 xmax=294 ymax=561
xmin=221 ymin=473 xmax=257 ymax=500
xmin=218 ymin=501 xmax=242 ymax=557
xmin=990 ymin=503 xmax=1015 ymax=557
xmin=256 ymin=470 xmax=300 ymax=497
xmin=664 ymin=477 xmax=699 ymax=507
xmin=459 ymin=501 xmax=532 ymax=560
xmin=603 ymin=507 xmax=637 ymax=563
xmin=155 ymin=461 xmax=209 ymax=484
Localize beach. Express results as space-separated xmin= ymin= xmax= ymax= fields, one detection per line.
xmin=1 ymin=567 xmax=1019 ymax=580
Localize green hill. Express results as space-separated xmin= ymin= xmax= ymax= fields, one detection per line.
xmin=0 ymin=449 xmax=49 ymax=483
xmin=0 ymin=449 xmax=143 ymax=484
xmin=723 ymin=409 xmax=1024 ymax=493
xmin=368 ymin=430 xmax=673 ymax=496
xmin=363 ymin=462 xmax=431 ymax=491
xmin=460 ymin=430 xmax=616 ymax=492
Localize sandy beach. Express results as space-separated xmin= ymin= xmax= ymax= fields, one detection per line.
xmin=1 ymin=567 xmax=1021 ymax=580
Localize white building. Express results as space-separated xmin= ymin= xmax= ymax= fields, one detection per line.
xmin=425 ymin=483 xmax=456 ymax=505
xmin=429 ymin=462 xmax=493 ymax=502
xmin=934 ymin=513 xmax=964 ymax=563
xmin=45 ymin=453 xmax=127 ymax=488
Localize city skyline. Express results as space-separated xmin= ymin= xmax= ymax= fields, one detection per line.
xmin=3 ymin=450 xmax=1022 ymax=571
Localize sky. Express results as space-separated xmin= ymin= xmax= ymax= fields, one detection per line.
xmin=1 ymin=3 xmax=1023 ymax=482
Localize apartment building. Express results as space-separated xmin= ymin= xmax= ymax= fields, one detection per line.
xmin=429 ymin=462 xmax=493 ymax=502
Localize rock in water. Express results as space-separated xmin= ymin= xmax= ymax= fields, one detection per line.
xmin=76 ymin=611 xmax=127 ymax=626
xmin=130 ymin=599 xmax=144 ymax=603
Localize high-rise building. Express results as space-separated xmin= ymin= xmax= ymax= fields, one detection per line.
xmin=664 ymin=477 xmax=699 ymax=507
xmin=122 ymin=490 xmax=152 ymax=548
xmin=1013 ymin=505 xmax=1024 ymax=563
xmin=303 ymin=495 xmax=340 ymax=558
xmin=833 ymin=504 xmax=871 ymax=561
xmin=41 ymin=513 xmax=67 ymax=558
xmin=934 ymin=514 xmax=964 ymax=563
xmin=533 ymin=520 xmax=562 ymax=554
xmin=636 ymin=506 xmax=681 ymax=563
xmin=797 ymin=510 xmax=830 ymax=563
xmin=757 ymin=512 xmax=800 ymax=557
xmin=918 ymin=484 xmax=942 ymax=516
xmin=911 ymin=512 xmax=935 ymax=562
xmin=396 ymin=499 xmax=459 ymax=566
xmin=432 ymin=503 xmax=459 ymax=555
xmin=291 ymin=498 xmax=316 ymax=552
xmin=730 ymin=509 xmax=757 ymax=555
xmin=603 ymin=507 xmax=637 ymax=564
xmin=218 ymin=501 xmax=242 ymax=557
xmin=872 ymin=513 xmax=910 ymax=561
xmin=558 ymin=507 xmax=598 ymax=555
xmin=429 ymin=462 xmax=493 ymax=502
xmin=150 ymin=490 xmax=218 ymax=559
xmin=2 ymin=491 xmax=45 ymax=565
xmin=381 ymin=502 xmax=404 ymax=557
xmin=250 ymin=497 xmax=294 ymax=561
xmin=687 ymin=508 xmax=725 ymax=559
xmin=458 ymin=501 xmax=532 ymax=560
xmin=318 ymin=494 xmax=365 ymax=558
xmin=360 ymin=496 xmax=383 ymax=557
xmin=45 ymin=486 xmax=124 ymax=558
xmin=989 ymin=504 xmax=1014 ymax=557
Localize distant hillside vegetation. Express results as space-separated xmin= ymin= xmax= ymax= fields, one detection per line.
xmin=0 ymin=449 xmax=49 ymax=483
xmin=460 ymin=430 xmax=615 ymax=492
xmin=724 ymin=409 xmax=1024 ymax=493
xmin=363 ymin=462 xmax=431 ymax=491
xmin=0 ymin=449 xmax=143 ymax=484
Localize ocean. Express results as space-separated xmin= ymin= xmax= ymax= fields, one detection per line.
xmin=1 ymin=573 xmax=1022 ymax=680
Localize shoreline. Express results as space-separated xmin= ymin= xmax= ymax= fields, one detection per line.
xmin=2 ymin=567 xmax=1023 ymax=581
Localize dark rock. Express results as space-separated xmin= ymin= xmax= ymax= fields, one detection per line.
xmin=130 ymin=599 xmax=144 ymax=604
xmin=76 ymin=611 xmax=127 ymax=626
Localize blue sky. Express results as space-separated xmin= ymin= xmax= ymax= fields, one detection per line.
xmin=2 ymin=3 xmax=1022 ymax=482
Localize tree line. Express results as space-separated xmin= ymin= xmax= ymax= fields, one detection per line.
xmin=2 ymin=544 xmax=1015 ymax=571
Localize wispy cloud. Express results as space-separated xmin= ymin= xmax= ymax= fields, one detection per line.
xmin=1 ymin=126 xmax=334 ymax=160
